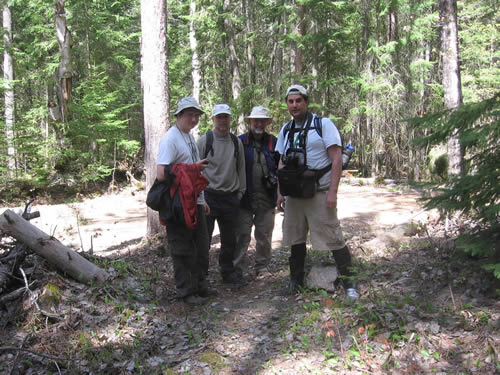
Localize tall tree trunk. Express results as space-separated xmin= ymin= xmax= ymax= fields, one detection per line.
xmin=292 ymin=1 xmax=305 ymax=75
xmin=439 ymin=0 xmax=463 ymax=176
xmin=141 ymin=0 xmax=169 ymax=236
xmin=189 ymin=1 xmax=202 ymax=140
xmin=55 ymin=0 xmax=73 ymax=124
xmin=270 ymin=4 xmax=284 ymax=98
xmin=243 ymin=0 xmax=255 ymax=86
xmin=83 ymin=0 xmax=92 ymax=73
xmin=3 ymin=5 xmax=15 ymax=178
xmin=223 ymin=0 xmax=243 ymax=133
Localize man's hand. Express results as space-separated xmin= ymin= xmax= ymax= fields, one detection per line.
xmin=326 ymin=188 xmax=338 ymax=209
xmin=203 ymin=202 xmax=210 ymax=216
xmin=197 ymin=159 xmax=209 ymax=171
xmin=277 ymin=193 xmax=286 ymax=212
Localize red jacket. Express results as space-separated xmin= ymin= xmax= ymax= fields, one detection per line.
xmin=170 ymin=163 xmax=209 ymax=229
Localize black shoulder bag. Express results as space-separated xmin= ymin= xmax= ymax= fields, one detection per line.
xmin=277 ymin=114 xmax=331 ymax=199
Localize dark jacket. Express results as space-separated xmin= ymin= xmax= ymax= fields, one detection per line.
xmin=146 ymin=164 xmax=208 ymax=229
xmin=239 ymin=131 xmax=279 ymax=209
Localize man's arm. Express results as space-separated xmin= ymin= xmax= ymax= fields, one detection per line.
xmin=276 ymin=158 xmax=285 ymax=211
xmin=157 ymin=164 xmax=166 ymax=181
xmin=326 ymin=145 xmax=342 ymax=209
xmin=237 ymin=140 xmax=247 ymax=199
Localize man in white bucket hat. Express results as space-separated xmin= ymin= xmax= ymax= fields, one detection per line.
xmin=234 ymin=106 xmax=279 ymax=279
xmin=156 ymin=96 xmax=216 ymax=306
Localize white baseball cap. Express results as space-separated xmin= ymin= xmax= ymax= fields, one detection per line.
xmin=246 ymin=106 xmax=272 ymax=119
xmin=174 ymin=96 xmax=204 ymax=116
xmin=286 ymin=84 xmax=308 ymax=97
xmin=212 ymin=104 xmax=232 ymax=116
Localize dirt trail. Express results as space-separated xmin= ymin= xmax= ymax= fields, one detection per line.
xmin=1 ymin=183 xmax=424 ymax=255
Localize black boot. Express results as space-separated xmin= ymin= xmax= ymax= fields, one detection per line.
xmin=332 ymin=246 xmax=359 ymax=302
xmin=281 ymin=243 xmax=306 ymax=295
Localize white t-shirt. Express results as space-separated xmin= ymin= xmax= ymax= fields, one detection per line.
xmin=157 ymin=125 xmax=204 ymax=204
xmin=275 ymin=113 xmax=341 ymax=189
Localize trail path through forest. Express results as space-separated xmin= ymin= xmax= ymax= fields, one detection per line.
xmin=2 ymin=182 xmax=499 ymax=374
xmin=16 ymin=182 xmax=425 ymax=255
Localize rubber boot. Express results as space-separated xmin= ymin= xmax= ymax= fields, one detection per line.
xmin=332 ymin=246 xmax=359 ymax=302
xmin=281 ymin=243 xmax=306 ymax=295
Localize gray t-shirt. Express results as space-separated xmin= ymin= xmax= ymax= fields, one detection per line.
xmin=197 ymin=131 xmax=246 ymax=199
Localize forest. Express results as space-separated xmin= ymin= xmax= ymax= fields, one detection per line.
xmin=0 ymin=0 xmax=497 ymax=193
xmin=0 ymin=0 xmax=499 ymax=373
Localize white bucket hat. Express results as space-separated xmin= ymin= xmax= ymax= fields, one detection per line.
xmin=174 ymin=96 xmax=204 ymax=116
xmin=286 ymin=84 xmax=308 ymax=97
xmin=246 ymin=106 xmax=272 ymax=119
xmin=212 ymin=104 xmax=232 ymax=116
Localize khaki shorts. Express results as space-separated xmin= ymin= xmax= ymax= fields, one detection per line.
xmin=282 ymin=191 xmax=345 ymax=251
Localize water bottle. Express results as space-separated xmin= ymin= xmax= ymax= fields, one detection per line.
xmin=342 ymin=144 xmax=354 ymax=170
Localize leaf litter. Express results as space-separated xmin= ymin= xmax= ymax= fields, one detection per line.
xmin=0 ymin=184 xmax=498 ymax=374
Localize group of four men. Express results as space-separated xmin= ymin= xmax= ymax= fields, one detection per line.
xmin=156 ymin=85 xmax=359 ymax=306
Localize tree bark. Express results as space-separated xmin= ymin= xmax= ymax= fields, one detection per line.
xmin=3 ymin=5 xmax=15 ymax=178
xmin=439 ymin=0 xmax=463 ymax=176
xmin=222 ymin=0 xmax=244 ymax=133
xmin=294 ymin=2 xmax=305 ymax=75
xmin=189 ymin=1 xmax=202 ymax=140
xmin=243 ymin=0 xmax=255 ymax=86
xmin=55 ymin=0 xmax=73 ymax=124
xmin=0 ymin=210 xmax=109 ymax=284
xmin=141 ymin=0 xmax=169 ymax=236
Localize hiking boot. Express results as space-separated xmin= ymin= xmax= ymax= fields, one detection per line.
xmin=255 ymin=268 xmax=272 ymax=279
xmin=198 ymin=288 xmax=218 ymax=297
xmin=182 ymin=295 xmax=207 ymax=306
xmin=222 ymin=272 xmax=248 ymax=287
xmin=345 ymin=287 xmax=360 ymax=304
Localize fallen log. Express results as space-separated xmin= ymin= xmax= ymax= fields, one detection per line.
xmin=0 ymin=209 xmax=109 ymax=284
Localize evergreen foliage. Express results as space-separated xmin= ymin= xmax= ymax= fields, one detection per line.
xmin=0 ymin=0 xmax=498 ymax=198
xmin=410 ymin=92 xmax=500 ymax=276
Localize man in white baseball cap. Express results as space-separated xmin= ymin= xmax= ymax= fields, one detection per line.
xmin=234 ymin=106 xmax=279 ymax=279
xmin=197 ymin=104 xmax=247 ymax=286
xmin=275 ymin=85 xmax=359 ymax=302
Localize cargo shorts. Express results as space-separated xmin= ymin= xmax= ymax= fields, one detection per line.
xmin=282 ymin=191 xmax=345 ymax=251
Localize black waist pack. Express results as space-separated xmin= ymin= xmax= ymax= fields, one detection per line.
xmin=277 ymin=164 xmax=331 ymax=199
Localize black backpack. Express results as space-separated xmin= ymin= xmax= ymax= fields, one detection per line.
xmin=203 ymin=130 xmax=240 ymax=171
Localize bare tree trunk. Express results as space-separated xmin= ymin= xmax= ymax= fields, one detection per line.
xmin=243 ymin=0 xmax=255 ymax=86
xmin=270 ymin=6 xmax=284 ymax=98
xmin=141 ymin=0 xmax=169 ymax=236
xmin=439 ymin=0 xmax=463 ymax=176
xmin=3 ymin=5 xmax=15 ymax=178
xmin=189 ymin=1 xmax=202 ymax=140
xmin=83 ymin=0 xmax=92 ymax=73
xmin=223 ymin=0 xmax=243 ymax=133
xmin=55 ymin=0 xmax=73 ymax=124
xmin=292 ymin=1 xmax=305 ymax=75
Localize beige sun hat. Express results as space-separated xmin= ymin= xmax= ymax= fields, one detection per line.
xmin=246 ymin=106 xmax=272 ymax=119
xmin=174 ymin=96 xmax=204 ymax=116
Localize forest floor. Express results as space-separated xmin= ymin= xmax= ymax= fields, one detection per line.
xmin=0 ymin=182 xmax=498 ymax=374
